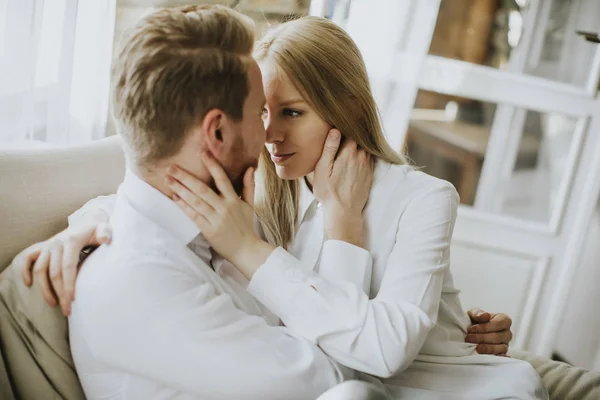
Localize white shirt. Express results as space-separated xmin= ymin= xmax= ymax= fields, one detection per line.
xmin=68 ymin=170 xmax=352 ymax=400
xmin=72 ymin=162 xmax=547 ymax=399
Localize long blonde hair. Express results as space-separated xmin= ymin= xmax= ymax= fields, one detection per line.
xmin=253 ymin=16 xmax=406 ymax=248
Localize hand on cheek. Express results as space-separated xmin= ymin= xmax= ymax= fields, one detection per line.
xmin=313 ymin=129 xmax=373 ymax=247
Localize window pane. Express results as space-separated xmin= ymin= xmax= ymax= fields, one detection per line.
xmin=406 ymin=89 xmax=578 ymax=225
xmin=428 ymin=0 xmax=598 ymax=88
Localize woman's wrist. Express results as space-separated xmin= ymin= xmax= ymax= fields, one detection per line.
xmin=231 ymin=237 xmax=276 ymax=280
xmin=325 ymin=211 xmax=364 ymax=247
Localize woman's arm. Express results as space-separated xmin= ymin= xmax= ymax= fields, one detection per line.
xmin=247 ymin=183 xmax=457 ymax=378
xmin=16 ymin=193 xmax=117 ymax=314
xmin=166 ymin=151 xmax=453 ymax=377
xmin=317 ymin=240 xmax=373 ymax=294
xmin=168 ymin=143 xmax=512 ymax=378
xmin=68 ymin=194 xmax=116 ymax=226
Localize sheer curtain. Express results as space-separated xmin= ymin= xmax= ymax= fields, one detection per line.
xmin=0 ymin=0 xmax=116 ymax=148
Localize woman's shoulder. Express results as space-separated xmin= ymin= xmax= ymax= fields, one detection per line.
xmin=380 ymin=161 xmax=459 ymax=201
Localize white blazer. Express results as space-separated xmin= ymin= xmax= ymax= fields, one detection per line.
xmin=245 ymin=161 xmax=548 ymax=399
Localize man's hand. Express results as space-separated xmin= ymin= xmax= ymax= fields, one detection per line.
xmin=466 ymin=308 xmax=513 ymax=356
xmin=13 ymin=218 xmax=111 ymax=315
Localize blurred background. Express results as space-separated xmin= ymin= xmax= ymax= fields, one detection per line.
xmin=1 ymin=0 xmax=599 ymax=372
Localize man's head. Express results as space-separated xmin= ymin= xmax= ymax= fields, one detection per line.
xmin=112 ymin=5 xmax=266 ymax=193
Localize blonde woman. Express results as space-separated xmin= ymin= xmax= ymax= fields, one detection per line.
xmin=16 ymin=15 xmax=545 ymax=400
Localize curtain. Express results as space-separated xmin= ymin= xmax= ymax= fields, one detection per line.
xmin=0 ymin=0 xmax=116 ymax=148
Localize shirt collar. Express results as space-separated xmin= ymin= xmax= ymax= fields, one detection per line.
xmin=120 ymin=169 xmax=200 ymax=246
xmin=296 ymin=159 xmax=392 ymax=224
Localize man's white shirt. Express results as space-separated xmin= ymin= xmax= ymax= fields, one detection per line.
xmin=68 ymin=170 xmax=351 ymax=400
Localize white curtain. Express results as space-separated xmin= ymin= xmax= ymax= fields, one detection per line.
xmin=0 ymin=0 xmax=116 ymax=148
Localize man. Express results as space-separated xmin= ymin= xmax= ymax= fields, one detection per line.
xmin=13 ymin=5 xmax=514 ymax=399
xmin=47 ymin=5 xmax=351 ymax=399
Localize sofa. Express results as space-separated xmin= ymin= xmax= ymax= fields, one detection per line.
xmin=0 ymin=136 xmax=598 ymax=399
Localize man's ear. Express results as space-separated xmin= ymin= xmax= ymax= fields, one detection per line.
xmin=201 ymin=109 xmax=227 ymax=157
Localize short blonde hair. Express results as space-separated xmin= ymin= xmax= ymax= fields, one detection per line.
xmin=253 ymin=17 xmax=407 ymax=247
xmin=112 ymin=5 xmax=255 ymax=167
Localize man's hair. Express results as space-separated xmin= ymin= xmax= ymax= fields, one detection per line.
xmin=112 ymin=5 xmax=255 ymax=166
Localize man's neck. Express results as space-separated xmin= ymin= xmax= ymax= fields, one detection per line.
xmin=129 ymin=156 xmax=211 ymax=203
xmin=130 ymin=162 xmax=175 ymax=200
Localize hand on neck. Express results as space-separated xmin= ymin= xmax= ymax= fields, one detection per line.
xmin=132 ymin=154 xmax=210 ymax=201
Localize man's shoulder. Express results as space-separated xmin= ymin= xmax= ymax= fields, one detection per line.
xmin=73 ymin=233 xmax=196 ymax=315
xmin=70 ymin=243 xmax=208 ymax=351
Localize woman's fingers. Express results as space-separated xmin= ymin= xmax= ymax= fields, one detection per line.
xmin=33 ymin=249 xmax=57 ymax=307
xmin=466 ymin=330 xmax=513 ymax=346
xmin=49 ymin=244 xmax=68 ymax=315
xmin=168 ymin=165 xmax=222 ymax=210
xmin=332 ymin=139 xmax=359 ymax=175
xmin=166 ymin=174 xmax=219 ymax=216
xmin=337 ymin=137 xmax=357 ymax=159
xmin=95 ymin=222 xmax=113 ymax=245
xmin=315 ymin=129 xmax=342 ymax=174
xmin=467 ymin=308 xmax=492 ymax=324
xmin=242 ymin=167 xmax=255 ymax=206
xmin=61 ymin=240 xmax=80 ymax=308
xmin=17 ymin=242 xmax=43 ymax=287
xmin=202 ymin=152 xmax=238 ymax=200
xmin=474 ymin=343 xmax=509 ymax=356
xmin=173 ymin=193 xmax=211 ymax=231
xmin=467 ymin=313 xmax=512 ymax=334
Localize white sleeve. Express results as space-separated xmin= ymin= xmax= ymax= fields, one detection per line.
xmin=318 ymin=240 xmax=372 ymax=294
xmin=81 ymin=258 xmax=352 ymax=400
xmin=67 ymin=194 xmax=117 ymax=226
xmin=247 ymin=183 xmax=458 ymax=378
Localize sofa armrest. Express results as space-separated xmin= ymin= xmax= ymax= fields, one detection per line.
xmin=0 ymin=136 xmax=125 ymax=272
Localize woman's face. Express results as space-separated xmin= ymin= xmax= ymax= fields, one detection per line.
xmin=260 ymin=62 xmax=331 ymax=180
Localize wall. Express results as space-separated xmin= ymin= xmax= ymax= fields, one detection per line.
xmin=555 ymin=198 xmax=600 ymax=371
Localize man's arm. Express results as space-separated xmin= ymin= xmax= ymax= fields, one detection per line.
xmin=76 ymin=256 xmax=352 ymax=400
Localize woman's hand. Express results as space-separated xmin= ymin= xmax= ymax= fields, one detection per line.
xmin=467 ymin=308 xmax=513 ymax=356
xmin=13 ymin=215 xmax=112 ymax=316
xmin=166 ymin=153 xmax=275 ymax=279
xmin=313 ymin=129 xmax=374 ymax=247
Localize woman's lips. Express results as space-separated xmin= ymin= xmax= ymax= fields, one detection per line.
xmin=270 ymin=153 xmax=295 ymax=164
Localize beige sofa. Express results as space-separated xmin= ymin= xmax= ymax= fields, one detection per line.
xmin=0 ymin=136 xmax=125 ymax=399
xmin=0 ymin=136 xmax=598 ymax=399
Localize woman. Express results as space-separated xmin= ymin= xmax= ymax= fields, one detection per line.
xmin=17 ymin=16 xmax=545 ymax=400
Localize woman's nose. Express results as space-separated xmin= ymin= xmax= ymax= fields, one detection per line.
xmin=265 ymin=117 xmax=285 ymax=143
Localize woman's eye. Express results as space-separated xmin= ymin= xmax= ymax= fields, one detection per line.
xmin=283 ymin=109 xmax=302 ymax=118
